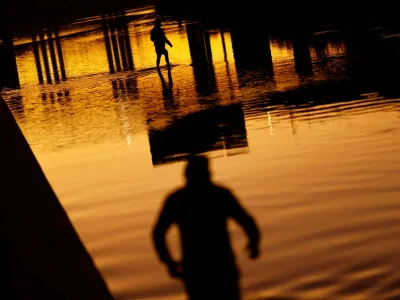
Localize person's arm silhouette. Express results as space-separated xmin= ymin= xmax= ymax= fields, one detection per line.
xmin=165 ymin=34 xmax=173 ymax=48
xmin=152 ymin=196 xmax=181 ymax=278
xmin=227 ymin=190 xmax=261 ymax=259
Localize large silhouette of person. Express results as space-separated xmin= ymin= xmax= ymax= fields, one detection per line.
xmin=152 ymin=155 xmax=260 ymax=300
xmin=151 ymin=18 xmax=173 ymax=70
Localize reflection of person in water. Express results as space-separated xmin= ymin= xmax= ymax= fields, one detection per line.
xmin=151 ymin=19 xmax=173 ymax=70
xmin=152 ymin=155 xmax=260 ymax=300
xmin=157 ymin=69 xmax=173 ymax=101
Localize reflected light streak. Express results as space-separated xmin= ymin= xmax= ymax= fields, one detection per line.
xmin=267 ymin=110 xmax=274 ymax=136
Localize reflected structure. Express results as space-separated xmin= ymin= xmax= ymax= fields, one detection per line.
xmin=292 ymin=34 xmax=313 ymax=76
xmin=230 ymin=28 xmax=273 ymax=86
xmin=102 ymin=12 xmax=134 ymax=74
xmin=111 ymin=76 xmax=138 ymax=100
xmin=41 ymin=89 xmax=71 ymax=104
xmin=0 ymin=35 xmax=20 ymax=89
xmin=148 ymin=103 xmax=248 ymax=165
xmin=186 ymin=23 xmax=217 ymax=96
xmin=32 ymin=29 xmax=67 ymax=84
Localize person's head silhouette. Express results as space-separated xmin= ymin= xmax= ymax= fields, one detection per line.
xmin=154 ymin=18 xmax=162 ymax=28
xmin=184 ymin=155 xmax=211 ymax=185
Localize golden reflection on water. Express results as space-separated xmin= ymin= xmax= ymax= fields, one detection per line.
xmin=3 ymin=7 xmax=400 ymax=300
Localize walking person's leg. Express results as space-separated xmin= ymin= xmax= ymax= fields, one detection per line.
xmin=164 ymin=49 xmax=171 ymax=70
xmin=156 ymin=53 xmax=162 ymax=69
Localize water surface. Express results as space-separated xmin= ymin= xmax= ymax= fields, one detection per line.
xmin=2 ymin=7 xmax=400 ymax=300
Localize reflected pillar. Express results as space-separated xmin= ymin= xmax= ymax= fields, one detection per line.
xmin=33 ymin=29 xmax=67 ymax=84
xmin=293 ymin=35 xmax=313 ymax=76
xmin=102 ymin=15 xmax=115 ymax=74
xmin=108 ymin=16 xmax=122 ymax=72
xmin=31 ymin=33 xmax=44 ymax=84
xmin=186 ymin=23 xmax=217 ymax=96
xmin=47 ymin=29 xmax=60 ymax=83
xmin=120 ymin=13 xmax=134 ymax=70
xmin=230 ymin=28 xmax=273 ymax=87
xmin=0 ymin=35 xmax=20 ymax=89
xmin=230 ymin=28 xmax=273 ymax=70
xmin=102 ymin=13 xmax=134 ymax=74
xmin=54 ymin=30 xmax=67 ymax=81
xmin=39 ymin=30 xmax=52 ymax=84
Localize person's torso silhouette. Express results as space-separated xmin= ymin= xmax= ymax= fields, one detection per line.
xmin=152 ymin=155 xmax=260 ymax=300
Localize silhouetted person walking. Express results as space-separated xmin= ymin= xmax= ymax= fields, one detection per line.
xmin=151 ymin=19 xmax=173 ymax=70
xmin=152 ymin=155 xmax=260 ymax=300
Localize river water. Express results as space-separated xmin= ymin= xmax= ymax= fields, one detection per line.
xmin=2 ymin=6 xmax=400 ymax=300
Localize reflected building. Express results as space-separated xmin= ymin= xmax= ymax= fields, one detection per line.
xmin=102 ymin=12 xmax=134 ymax=74
xmin=186 ymin=23 xmax=217 ymax=96
xmin=148 ymin=103 xmax=248 ymax=165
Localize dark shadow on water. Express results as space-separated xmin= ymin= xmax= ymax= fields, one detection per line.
xmin=157 ymin=69 xmax=174 ymax=104
xmin=152 ymin=155 xmax=260 ymax=300
xmin=148 ymin=103 xmax=248 ymax=166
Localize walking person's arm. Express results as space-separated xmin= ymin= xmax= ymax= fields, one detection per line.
xmin=164 ymin=32 xmax=173 ymax=47
xmin=227 ymin=190 xmax=260 ymax=259
xmin=152 ymin=196 xmax=181 ymax=278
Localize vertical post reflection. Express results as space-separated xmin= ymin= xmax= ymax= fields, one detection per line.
xmin=47 ymin=28 xmax=60 ymax=83
xmin=121 ymin=14 xmax=134 ymax=70
xmin=0 ymin=35 xmax=20 ymax=89
xmin=33 ymin=28 xmax=67 ymax=84
xmin=31 ymin=32 xmax=44 ymax=84
xmin=115 ymin=13 xmax=128 ymax=71
xmin=39 ymin=30 xmax=52 ymax=84
xmin=186 ymin=23 xmax=217 ymax=96
xmin=54 ymin=29 xmax=67 ymax=81
xmin=102 ymin=15 xmax=115 ymax=74
xmin=231 ymin=28 xmax=273 ymax=70
xmin=102 ymin=13 xmax=134 ymax=74
xmin=109 ymin=15 xmax=122 ymax=73
xmin=293 ymin=34 xmax=313 ymax=76
xmin=230 ymin=28 xmax=273 ymax=87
